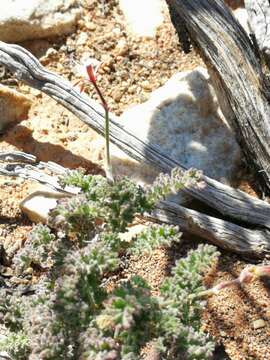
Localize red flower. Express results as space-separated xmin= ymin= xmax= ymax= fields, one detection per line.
xmin=86 ymin=63 xmax=97 ymax=83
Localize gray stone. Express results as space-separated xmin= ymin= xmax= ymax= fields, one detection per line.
xmin=0 ymin=0 xmax=82 ymax=43
xmin=111 ymin=67 xmax=242 ymax=192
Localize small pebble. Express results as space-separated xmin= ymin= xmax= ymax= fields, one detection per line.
xmin=112 ymin=90 xmax=123 ymax=102
xmin=86 ymin=21 xmax=96 ymax=30
xmin=76 ymin=32 xmax=88 ymax=46
xmin=253 ymin=319 xmax=266 ymax=329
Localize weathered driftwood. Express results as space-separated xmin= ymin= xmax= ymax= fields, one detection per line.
xmin=167 ymin=0 xmax=270 ymax=195
xmin=2 ymin=42 xmax=270 ymax=232
xmin=245 ymin=0 xmax=270 ymax=68
xmin=150 ymin=201 xmax=270 ymax=258
xmin=1 ymin=150 xmax=269 ymax=258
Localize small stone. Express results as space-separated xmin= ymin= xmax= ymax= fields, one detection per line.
xmin=119 ymin=0 xmax=165 ymax=37
xmin=253 ymin=319 xmax=266 ymax=329
xmin=115 ymin=39 xmax=129 ymax=56
xmin=112 ymin=27 xmax=121 ymax=36
xmin=76 ymin=31 xmax=88 ymax=46
xmin=112 ymin=90 xmax=123 ymax=102
xmin=86 ymin=21 xmax=96 ymax=31
xmin=119 ymin=224 xmax=147 ymax=243
xmin=25 ymin=267 xmax=34 ymax=275
xmin=46 ymin=47 xmax=58 ymax=57
xmin=141 ymin=80 xmax=152 ymax=91
xmin=219 ymin=330 xmax=227 ymax=337
xmin=20 ymin=190 xmax=69 ymax=223
xmin=127 ymin=85 xmax=137 ymax=94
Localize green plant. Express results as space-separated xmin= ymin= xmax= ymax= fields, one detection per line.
xmin=2 ymin=169 xmax=219 ymax=360
xmin=0 ymin=330 xmax=29 ymax=360
xmin=13 ymin=224 xmax=59 ymax=272
xmin=157 ymin=244 xmax=219 ymax=359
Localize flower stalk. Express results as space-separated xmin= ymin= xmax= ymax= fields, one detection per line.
xmin=88 ymin=67 xmax=113 ymax=182
xmin=192 ymin=264 xmax=270 ymax=299
xmin=76 ymin=60 xmax=114 ymax=182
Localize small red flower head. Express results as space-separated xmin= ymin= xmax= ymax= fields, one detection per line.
xmin=86 ymin=63 xmax=97 ymax=83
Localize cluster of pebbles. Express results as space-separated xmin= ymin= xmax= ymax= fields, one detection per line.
xmin=37 ymin=0 xmax=202 ymax=116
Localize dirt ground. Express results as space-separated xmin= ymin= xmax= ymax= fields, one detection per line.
xmin=0 ymin=1 xmax=270 ymax=359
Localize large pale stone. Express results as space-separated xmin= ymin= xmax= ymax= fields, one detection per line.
xmin=0 ymin=84 xmax=32 ymax=131
xmin=0 ymin=0 xmax=82 ymax=43
xmin=111 ymin=67 xmax=242 ymax=190
xmin=118 ymin=0 xmax=165 ymax=37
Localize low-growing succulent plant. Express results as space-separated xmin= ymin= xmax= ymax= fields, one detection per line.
xmin=1 ymin=169 xmax=219 ymax=360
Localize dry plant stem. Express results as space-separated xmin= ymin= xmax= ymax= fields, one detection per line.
xmin=2 ymin=42 xmax=270 ymax=232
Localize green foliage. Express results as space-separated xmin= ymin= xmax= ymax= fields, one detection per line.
xmin=147 ymin=167 xmax=203 ymax=205
xmin=0 ymin=289 xmax=30 ymax=332
xmin=52 ymin=174 xmax=152 ymax=240
xmin=0 ymin=330 xmax=29 ymax=360
xmin=13 ymin=224 xmax=58 ymax=272
xmin=129 ymin=224 xmax=181 ymax=256
xmin=158 ymin=244 xmax=219 ymax=359
xmin=2 ymin=170 xmax=219 ymax=360
xmin=95 ymin=276 xmax=159 ymax=358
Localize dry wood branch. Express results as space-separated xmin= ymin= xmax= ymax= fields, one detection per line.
xmin=1 ymin=150 xmax=269 ymax=258
xmin=150 ymin=200 xmax=270 ymax=258
xmin=167 ymin=0 xmax=270 ymax=195
xmin=1 ymin=42 xmax=270 ymax=230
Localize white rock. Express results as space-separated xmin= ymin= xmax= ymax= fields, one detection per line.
xmin=118 ymin=0 xmax=165 ymax=37
xmin=233 ymin=8 xmax=251 ymax=34
xmin=245 ymin=0 xmax=270 ymax=57
xmin=0 ymin=0 xmax=82 ymax=43
xmin=20 ymin=189 xmax=69 ymax=223
xmin=0 ymin=84 xmax=32 ymax=131
xmin=111 ymin=67 xmax=242 ymax=191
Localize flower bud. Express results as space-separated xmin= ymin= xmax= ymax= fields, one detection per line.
xmin=86 ymin=63 xmax=97 ymax=83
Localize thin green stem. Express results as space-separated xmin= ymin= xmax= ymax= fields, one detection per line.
xmin=104 ymin=106 xmax=113 ymax=182
xmin=93 ymin=82 xmax=114 ymax=182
